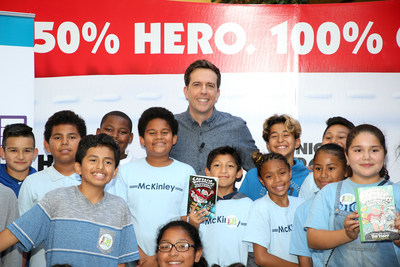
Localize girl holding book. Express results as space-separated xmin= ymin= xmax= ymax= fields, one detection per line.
xmin=305 ymin=124 xmax=400 ymax=266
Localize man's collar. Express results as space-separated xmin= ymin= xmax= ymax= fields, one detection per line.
xmin=184 ymin=107 xmax=218 ymax=126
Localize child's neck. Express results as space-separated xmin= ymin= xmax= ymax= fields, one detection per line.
xmin=6 ymin=167 xmax=29 ymax=181
xmin=269 ymin=193 xmax=290 ymax=207
xmin=286 ymin=154 xmax=295 ymax=167
xmin=53 ymin=161 xmax=76 ymax=176
xmin=145 ymin=156 xmax=173 ymax=167
xmin=217 ymin=187 xmax=234 ymax=199
xmin=78 ymin=184 xmax=105 ymax=204
xmin=349 ymin=174 xmax=382 ymax=185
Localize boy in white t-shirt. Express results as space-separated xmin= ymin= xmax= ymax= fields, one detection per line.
xmin=113 ymin=107 xmax=195 ymax=267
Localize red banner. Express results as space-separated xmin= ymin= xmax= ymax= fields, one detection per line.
xmin=1 ymin=0 xmax=400 ymax=76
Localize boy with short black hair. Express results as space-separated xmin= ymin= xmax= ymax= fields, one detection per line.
xmin=96 ymin=111 xmax=134 ymax=165
xmin=18 ymin=110 xmax=87 ymax=267
xmin=0 ymin=123 xmax=37 ymax=196
xmin=0 ymin=134 xmax=140 ymax=266
xmin=189 ymin=146 xmax=253 ymax=266
xmin=299 ymin=116 xmax=355 ymax=200
xmin=114 ymin=107 xmax=195 ymax=266
xmin=239 ymin=114 xmax=310 ymax=200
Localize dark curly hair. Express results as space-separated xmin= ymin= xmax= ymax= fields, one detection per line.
xmin=138 ymin=107 xmax=178 ymax=137
xmin=252 ymin=151 xmax=290 ymax=178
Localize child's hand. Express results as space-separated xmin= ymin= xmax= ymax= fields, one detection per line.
xmin=393 ymin=212 xmax=400 ymax=247
xmin=188 ymin=203 xmax=209 ymax=228
xmin=344 ymin=211 xmax=359 ymax=241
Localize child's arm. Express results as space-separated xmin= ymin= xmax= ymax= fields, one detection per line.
xmin=298 ymin=256 xmax=312 ymax=267
xmin=137 ymin=247 xmax=158 ymax=267
xmin=253 ymin=243 xmax=299 ymax=267
xmin=394 ymin=212 xmax=400 ymax=247
xmin=307 ymin=211 xmax=359 ymax=250
xmin=117 ymin=264 xmax=126 ymax=267
xmin=0 ymin=228 xmax=19 ymax=252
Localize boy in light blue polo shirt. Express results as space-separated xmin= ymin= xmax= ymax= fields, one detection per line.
xmin=18 ymin=110 xmax=87 ymax=267
xmin=189 ymin=146 xmax=253 ymax=266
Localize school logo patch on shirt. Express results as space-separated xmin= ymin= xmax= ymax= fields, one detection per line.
xmin=99 ymin=234 xmax=113 ymax=250
xmin=97 ymin=228 xmax=115 ymax=254
xmin=340 ymin=193 xmax=357 ymax=212
xmin=226 ymin=215 xmax=240 ymax=228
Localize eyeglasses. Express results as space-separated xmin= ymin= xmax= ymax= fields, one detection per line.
xmin=158 ymin=242 xmax=196 ymax=252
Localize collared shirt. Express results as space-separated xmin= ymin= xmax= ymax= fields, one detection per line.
xmin=170 ymin=108 xmax=257 ymax=175
xmin=0 ymin=163 xmax=36 ymax=197
xmin=217 ymin=188 xmax=238 ymax=200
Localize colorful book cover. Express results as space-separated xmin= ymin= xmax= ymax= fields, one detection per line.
xmin=355 ymin=185 xmax=398 ymax=242
xmin=187 ymin=175 xmax=218 ymax=219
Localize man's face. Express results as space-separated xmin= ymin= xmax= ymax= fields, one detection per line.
xmin=184 ymin=68 xmax=220 ymax=121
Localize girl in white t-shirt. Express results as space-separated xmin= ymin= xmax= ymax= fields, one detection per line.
xmin=243 ymin=152 xmax=304 ymax=267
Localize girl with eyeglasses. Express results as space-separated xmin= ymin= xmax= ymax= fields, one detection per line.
xmin=156 ymin=221 xmax=208 ymax=267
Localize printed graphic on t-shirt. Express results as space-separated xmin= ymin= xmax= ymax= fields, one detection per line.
xmin=202 ymin=214 xmax=246 ymax=228
xmin=272 ymin=224 xmax=293 ymax=233
xmin=97 ymin=228 xmax=115 ymax=254
xmin=339 ymin=193 xmax=357 ymax=212
xmin=129 ymin=182 xmax=183 ymax=192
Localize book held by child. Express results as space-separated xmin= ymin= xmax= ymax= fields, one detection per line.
xmin=355 ymin=185 xmax=399 ymax=242
xmin=187 ymin=175 xmax=218 ymax=219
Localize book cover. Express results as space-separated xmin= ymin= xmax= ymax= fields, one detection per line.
xmin=187 ymin=175 xmax=218 ymax=219
xmin=355 ymin=185 xmax=398 ymax=242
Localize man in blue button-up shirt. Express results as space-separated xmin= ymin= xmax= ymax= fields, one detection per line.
xmin=170 ymin=59 xmax=258 ymax=175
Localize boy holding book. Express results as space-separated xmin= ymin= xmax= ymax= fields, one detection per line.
xmin=113 ymin=107 xmax=195 ymax=266
xmin=190 ymin=146 xmax=253 ymax=266
xmin=0 ymin=123 xmax=37 ymax=197
xmin=0 ymin=134 xmax=140 ymax=266
xmin=18 ymin=110 xmax=87 ymax=267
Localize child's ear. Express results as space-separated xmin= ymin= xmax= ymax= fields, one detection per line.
xmin=194 ymin=247 xmax=203 ymax=263
xmin=235 ymin=168 xmax=243 ymax=182
xmin=172 ymin=134 xmax=177 ymax=146
xmin=44 ymin=140 xmax=51 ymax=153
xmin=258 ymin=176 xmax=266 ymax=187
xmin=96 ymin=128 xmax=101 ymax=135
xmin=266 ymin=142 xmax=271 ymax=152
xmin=112 ymin=167 xmax=118 ymax=179
xmin=205 ymin=167 xmax=211 ymax=176
xmin=139 ymin=136 xmax=145 ymax=147
xmin=33 ymin=148 xmax=39 ymax=160
xmin=289 ymin=168 xmax=293 ymax=179
xmin=295 ymin=138 xmax=301 ymax=149
xmin=74 ymin=162 xmax=82 ymax=175
xmin=0 ymin=147 xmax=5 ymax=160
xmin=128 ymin=133 xmax=133 ymax=144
